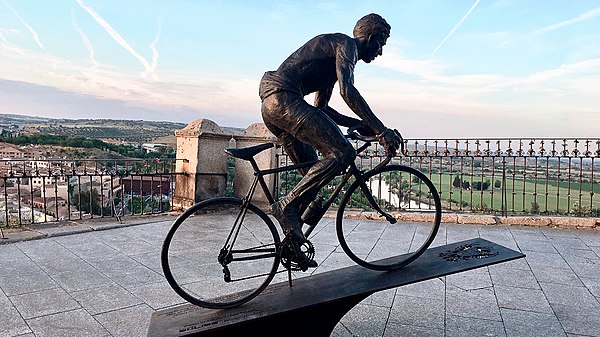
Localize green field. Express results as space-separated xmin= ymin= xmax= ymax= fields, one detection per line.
xmin=424 ymin=172 xmax=599 ymax=216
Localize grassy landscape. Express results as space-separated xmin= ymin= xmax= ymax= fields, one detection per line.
xmin=424 ymin=172 xmax=599 ymax=215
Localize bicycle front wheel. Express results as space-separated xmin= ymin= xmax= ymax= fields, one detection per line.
xmin=337 ymin=165 xmax=441 ymax=271
xmin=161 ymin=198 xmax=281 ymax=309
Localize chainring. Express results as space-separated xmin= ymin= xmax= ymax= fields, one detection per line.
xmin=280 ymin=238 xmax=315 ymax=271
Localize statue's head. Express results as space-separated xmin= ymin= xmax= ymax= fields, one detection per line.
xmin=353 ymin=13 xmax=390 ymax=63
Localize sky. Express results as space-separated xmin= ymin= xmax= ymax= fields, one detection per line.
xmin=0 ymin=1 xmax=599 ymax=138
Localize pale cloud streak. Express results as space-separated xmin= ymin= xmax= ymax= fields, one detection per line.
xmin=74 ymin=0 xmax=157 ymax=77
xmin=3 ymin=1 xmax=44 ymax=49
xmin=431 ymin=0 xmax=480 ymax=57
xmin=147 ymin=19 xmax=162 ymax=78
xmin=531 ymin=6 xmax=600 ymax=36
xmin=70 ymin=9 xmax=99 ymax=68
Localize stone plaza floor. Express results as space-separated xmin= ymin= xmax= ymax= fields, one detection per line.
xmin=1 ymin=215 xmax=599 ymax=337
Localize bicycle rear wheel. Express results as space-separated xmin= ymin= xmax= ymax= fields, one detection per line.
xmin=337 ymin=165 xmax=441 ymax=271
xmin=161 ymin=198 xmax=281 ymax=309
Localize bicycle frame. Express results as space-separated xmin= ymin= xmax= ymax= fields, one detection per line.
xmin=239 ymin=140 xmax=396 ymax=239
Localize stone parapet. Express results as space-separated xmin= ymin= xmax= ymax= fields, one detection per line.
xmin=173 ymin=119 xmax=232 ymax=209
xmin=232 ymin=123 xmax=277 ymax=206
xmin=333 ymin=210 xmax=598 ymax=230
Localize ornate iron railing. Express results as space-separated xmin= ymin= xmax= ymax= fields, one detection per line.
xmin=1 ymin=158 xmax=177 ymax=227
xmin=276 ymin=138 xmax=599 ymax=217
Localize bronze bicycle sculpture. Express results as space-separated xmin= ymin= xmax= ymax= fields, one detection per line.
xmin=260 ymin=13 xmax=402 ymax=268
xmin=161 ymin=127 xmax=441 ymax=309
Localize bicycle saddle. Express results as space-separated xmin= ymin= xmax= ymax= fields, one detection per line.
xmin=225 ymin=143 xmax=274 ymax=160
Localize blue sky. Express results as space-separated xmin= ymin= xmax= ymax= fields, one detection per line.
xmin=0 ymin=1 xmax=598 ymax=138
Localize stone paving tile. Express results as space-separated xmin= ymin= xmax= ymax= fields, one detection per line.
xmin=550 ymin=237 xmax=590 ymax=251
xmin=0 ymin=269 xmax=59 ymax=296
xmin=129 ymin=280 xmax=186 ymax=310
xmin=524 ymin=251 xmax=571 ymax=269
xmin=86 ymin=253 xmax=141 ymax=273
xmin=514 ymin=238 xmax=558 ymax=253
xmin=395 ymin=278 xmax=444 ymax=299
xmin=446 ymin=285 xmax=502 ymax=321
xmin=0 ymin=258 xmax=42 ymax=278
xmin=489 ymin=264 xmax=540 ymax=289
xmin=567 ymin=260 xmax=600 ymax=280
xmin=27 ymin=309 xmax=110 ymax=337
xmin=491 ymin=255 xmax=530 ymax=271
xmin=0 ymin=292 xmax=31 ymax=337
xmin=30 ymin=254 xmax=91 ymax=275
xmin=94 ymin=303 xmax=154 ymax=337
xmin=383 ymin=323 xmax=444 ymax=337
xmin=446 ymin=267 xmax=493 ymax=291
xmin=15 ymin=239 xmax=71 ymax=260
xmin=445 ymin=224 xmax=481 ymax=243
xmin=529 ymin=264 xmax=584 ymax=286
xmin=71 ymin=283 xmax=143 ymax=315
xmin=10 ymin=287 xmax=80 ymax=319
xmin=552 ymin=303 xmax=600 ymax=337
xmin=335 ymin=303 xmax=389 ymax=336
xmin=50 ymin=266 xmax=114 ymax=293
xmin=581 ymin=277 xmax=600 ymax=298
xmin=560 ymin=248 xmax=600 ymax=267
xmin=494 ymin=285 xmax=553 ymax=314
xmin=313 ymin=250 xmax=356 ymax=273
xmin=129 ymin=251 xmax=163 ymax=274
xmin=103 ymin=239 xmax=158 ymax=256
xmin=540 ymin=282 xmax=600 ymax=310
xmin=360 ymin=288 xmax=396 ymax=308
xmin=102 ymin=264 xmax=165 ymax=289
xmin=54 ymin=237 xmax=122 ymax=262
xmin=501 ymin=308 xmax=567 ymax=337
xmin=445 ymin=314 xmax=506 ymax=337
xmin=387 ymin=294 xmax=445 ymax=330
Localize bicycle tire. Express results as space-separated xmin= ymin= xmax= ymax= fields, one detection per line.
xmin=336 ymin=165 xmax=441 ymax=271
xmin=161 ymin=197 xmax=281 ymax=309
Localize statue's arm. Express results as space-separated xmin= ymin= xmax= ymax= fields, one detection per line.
xmin=314 ymin=86 xmax=361 ymax=128
xmin=336 ymin=50 xmax=386 ymax=134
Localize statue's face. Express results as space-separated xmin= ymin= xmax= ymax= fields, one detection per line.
xmin=361 ymin=33 xmax=387 ymax=63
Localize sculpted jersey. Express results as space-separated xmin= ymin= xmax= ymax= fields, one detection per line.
xmin=259 ymin=33 xmax=358 ymax=100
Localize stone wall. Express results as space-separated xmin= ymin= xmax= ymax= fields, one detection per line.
xmin=173 ymin=119 xmax=277 ymax=209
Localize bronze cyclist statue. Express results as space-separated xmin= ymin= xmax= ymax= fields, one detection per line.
xmin=259 ymin=13 xmax=402 ymax=268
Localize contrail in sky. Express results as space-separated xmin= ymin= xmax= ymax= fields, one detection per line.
xmin=532 ymin=6 xmax=600 ymax=36
xmin=71 ymin=9 xmax=99 ymax=68
xmin=4 ymin=1 xmax=44 ymax=49
xmin=146 ymin=18 xmax=162 ymax=78
xmin=431 ymin=0 xmax=480 ymax=57
xmin=75 ymin=0 xmax=154 ymax=75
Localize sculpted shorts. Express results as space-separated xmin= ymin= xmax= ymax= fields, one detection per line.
xmin=261 ymin=91 xmax=318 ymax=138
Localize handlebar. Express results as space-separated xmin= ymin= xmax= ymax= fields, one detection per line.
xmin=346 ymin=125 xmax=406 ymax=157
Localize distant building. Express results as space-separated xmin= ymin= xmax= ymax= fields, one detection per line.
xmin=142 ymin=143 xmax=168 ymax=153
xmin=115 ymin=176 xmax=171 ymax=195
xmin=0 ymin=142 xmax=34 ymax=159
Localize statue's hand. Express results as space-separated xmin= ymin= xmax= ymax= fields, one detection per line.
xmin=354 ymin=122 xmax=376 ymax=137
xmin=377 ymin=128 xmax=401 ymax=156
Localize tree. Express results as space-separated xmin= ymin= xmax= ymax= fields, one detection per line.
xmin=452 ymin=175 xmax=461 ymax=188
xmin=72 ymin=189 xmax=110 ymax=215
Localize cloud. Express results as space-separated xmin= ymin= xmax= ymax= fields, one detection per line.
xmin=431 ymin=0 xmax=480 ymax=57
xmin=3 ymin=1 xmax=44 ymax=49
xmin=75 ymin=0 xmax=156 ymax=77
